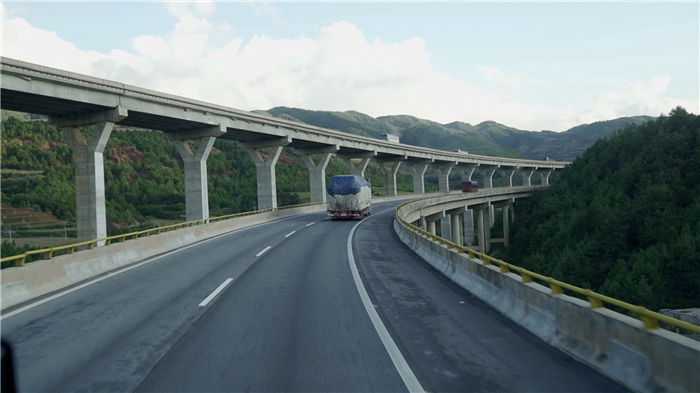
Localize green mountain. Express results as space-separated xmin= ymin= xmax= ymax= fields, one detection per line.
xmin=504 ymin=107 xmax=700 ymax=310
xmin=257 ymin=106 xmax=655 ymax=161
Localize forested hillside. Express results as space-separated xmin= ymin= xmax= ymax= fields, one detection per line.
xmin=257 ymin=106 xmax=654 ymax=161
xmin=505 ymin=107 xmax=700 ymax=310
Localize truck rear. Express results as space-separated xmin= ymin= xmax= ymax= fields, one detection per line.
xmin=327 ymin=175 xmax=372 ymax=220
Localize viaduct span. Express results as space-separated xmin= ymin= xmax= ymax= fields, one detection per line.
xmin=0 ymin=57 xmax=566 ymax=242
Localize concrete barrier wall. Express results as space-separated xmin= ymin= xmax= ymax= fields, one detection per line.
xmin=2 ymin=205 xmax=325 ymax=310
xmin=394 ymin=218 xmax=700 ymax=393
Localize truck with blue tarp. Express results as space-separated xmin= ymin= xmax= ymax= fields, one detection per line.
xmin=326 ymin=175 xmax=372 ymax=220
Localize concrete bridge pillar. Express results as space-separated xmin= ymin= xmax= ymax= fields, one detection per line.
xmin=379 ymin=161 xmax=402 ymax=196
xmin=53 ymin=106 xmax=128 ymax=243
xmin=434 ymin=165 xmax=453 ymax=193
xmin=426 ymin=220 xmax=436 ymax=235
xmin=173 ymin=137 xmax=217 ymax=221
xmin=458 ymin=167 xmax=475 ymax=183
xmin=474 ymin=204 xmax=491 ymax=254
xmin=451 ymin=214 xmax=461 ymax=245
xmin=424 ymin=211 xmax=444 ymax=236
xmin=538 ymin=170 xmax=552 ymax=185
xmin=343 ymin=157 xmax=372 ymax=177
xmin=501 ymin=169 xmax=516 ymax=187
xmin=463 ymin=209 xmax=475 ymax=246
xmin=480 ymin=167 xmax=497 ymax=189
xmin=417 ymin=216 xmax=426 ymax=231
xmin=166 ymin=124 xmax=225 ymax=222
xmin=440 ymin=217 xmax=451 ymax=241
xmin=409 ymin=164 xmax=428 ymax=194
xmin=295 ymin=145 xmax=339 ymax=204
xmin=521 ymin=170 xmax=534 ymax=186
xmin=301 ymin=153 xmax=333 ymax=203
xmin=242 ymin=137 xmax=291 ymax=210
xmin=446 ymin=207 xmax=465 ymax=246
xmin=502 ymin=204 xmax=511 ymax=246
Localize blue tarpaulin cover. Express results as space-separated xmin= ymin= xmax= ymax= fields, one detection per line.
xmin=327 ymin=175 xmax=370 ymax=196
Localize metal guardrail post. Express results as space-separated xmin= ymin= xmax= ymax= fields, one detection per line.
xmin=584 ymin=290 xmax=604 ymax=308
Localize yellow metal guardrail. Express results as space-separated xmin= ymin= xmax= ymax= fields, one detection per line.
xmin=395 ymin=200 xmax=700 ymax=335
xmin=1 ymin=202 xmax=325 ymax=268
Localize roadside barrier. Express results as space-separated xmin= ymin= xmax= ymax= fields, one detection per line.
xmin=395 ymin=197 xmax=699 ymax=393
xmin=396 ymin=199 xmax=700 ymax=335
xmin=1 ymin=203 xmax=325 ymax=268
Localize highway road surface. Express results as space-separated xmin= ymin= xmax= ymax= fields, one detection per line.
xmin=1 ymin=199 xmax=628 ymax=392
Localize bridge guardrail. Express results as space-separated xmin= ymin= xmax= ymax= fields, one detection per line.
xmin=395 ymin=199 xmax=700 ymax=336
xmin=1 ymin=202 xmax=325 ymax=269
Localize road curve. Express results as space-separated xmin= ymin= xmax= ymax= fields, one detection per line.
xmin=1 ymin=200 xmax=627 ymax=392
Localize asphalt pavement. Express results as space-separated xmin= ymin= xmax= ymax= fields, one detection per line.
xmin=1 ymin=200 xmax=628 ymax=392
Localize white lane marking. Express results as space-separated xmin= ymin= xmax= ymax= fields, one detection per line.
xmin=1 ymin=212 xmax=329 ymax=320
xmin=198 ymin=278 xmax=234 ymax=307
xmin=285 ymin=231 xmax=296 ymax=238
xmin=256 ymin=246 xmax=272 ymax=257
xmin=306 ymin=222 xmax=316 ymax=227
xmin=347 ymin=208 xmax=425 ymax=393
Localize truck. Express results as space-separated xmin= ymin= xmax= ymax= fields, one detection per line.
xmin=462 ymin=180 xmax=478 ymax=192
xmin=327 ymin=175 xmax=372 ymax=220
xmin=379 ymin=133 xmax=400 ymax=143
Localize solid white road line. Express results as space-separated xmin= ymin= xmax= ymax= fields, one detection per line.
xmin=347 ymin=208 xmax=425 ymax=393
xmin=255 ymin=246 xmax=272 ymax=257
xmin=306 ymin=222 xmax=316 ymax=227
xmin=198 ymin=278 xmax=234 ymax=307
xmin=285 ymin=231 xmax=296 ymax=238
xmin=1 ymin=212 xmax=327 ymax=320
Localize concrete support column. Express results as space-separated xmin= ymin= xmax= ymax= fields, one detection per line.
xmin=501 ymin=169 xmax=516 ymax=187
xmin=434 ymin=166 xmax=453 ymax=192
xmin=480 ymin=168 xmax=497 ymax=188
xmin=538 ymin=170 xmax=552 ymax=185
xmin=417 ymin=216 xmax=426 ymax=231
xmin=446 ymin=207 xmax=465 ymax=246
xmin=379 ymin=161 xmax=402 ymax=196
xmin=511 ymin=203 xmax=516 ymax=223
xmin=463 ymin=209 xmax=475 ymax=246
xmin=490 ymin=205 xmax=495 ymax=228
xmin=410 ymin=164 xmax=428 ymax=194
xmin=53 ymin=106 xmax=127 ymax=244
xmin=173 ymin=137 xmax=216 ymax=221
xmin=301 ymin=153 xmax=333 ymax=203
xmin=425 ymin=211 xmax=444 ymax=236
xmin=450 ymin=213 xmax=462 ymax=246
xmin=475 ymin=206 xmax=490 ymax=253
xmin=521 ymin=170 xmax=534 ymax=186
xmin=502 ymin=204 xmax=511 ymax=246
xmin=440 ymin=217 xmax=451 ymax=241
xmin=426 ymin=220 xmax=436 ymax=235
xmin=63 ymin=123 xmax=114 ymax=242
xmin=246 ymin=145 xmax=285 ymax=209
xmin=458 ymin=167 xmax=475 ymax=182
xmin=343 ymin=157 xmax=372 ymax=177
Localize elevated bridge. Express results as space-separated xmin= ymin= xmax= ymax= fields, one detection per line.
xmin=1 ymin=57 xmax=566 ymax=242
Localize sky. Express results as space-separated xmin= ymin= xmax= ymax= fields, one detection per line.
xmin=1 ymin=1 xmax=698 ymax=132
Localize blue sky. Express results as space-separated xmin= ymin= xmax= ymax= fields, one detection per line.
xmin=2 ymin=1 xmax=698 ymax=131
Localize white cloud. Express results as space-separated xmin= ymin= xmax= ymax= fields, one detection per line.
xmin=557 ymin=75 xmax=700 ymax=129
xmin=1 ymin=2 xmax=697 ymax=132
xmin=246 ymin=1 xmax=285 ymax=24
xmin=477 ymin=66 xmax=525 ymax=88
